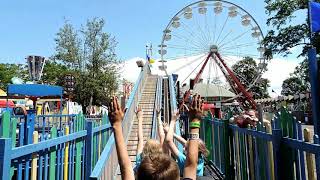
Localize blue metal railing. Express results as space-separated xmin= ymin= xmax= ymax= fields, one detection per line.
xmin=151 ymin=76 xmax=163 ymax=139
xmin=168 ymin=75 xmax=184 ymax=152
xmin=202 ymin=108 xmax=320 ymax=180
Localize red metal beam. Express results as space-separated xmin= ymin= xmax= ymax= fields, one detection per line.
xmin=179 ymin=52 xmax=213 ymax=110
xmin=193 ymin=52 xmax=213 ymax=84
xmin=214 ymin=52 xmax=257 ymax=109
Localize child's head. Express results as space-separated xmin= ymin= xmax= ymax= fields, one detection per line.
xmin=137 ymin=153 xmax=180 ymax=180
xmin=142 ymin=139 xmax=163 ymax=159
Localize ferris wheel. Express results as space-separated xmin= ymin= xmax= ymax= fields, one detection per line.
xmin=158 ymin=0 xmax=268 ymax=108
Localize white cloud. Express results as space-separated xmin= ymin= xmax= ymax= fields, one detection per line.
xmin=119 ymin=57 xmax=145 ymax=83
xmin=262 ymin=58 xmax=298 ymax=97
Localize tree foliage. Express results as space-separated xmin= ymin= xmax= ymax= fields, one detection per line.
xmin=264 ymin=0 xmax=316 ymax=94
xmin=0 ymin=64 xmax=28 ymax=90
xmin=0 ymin=18 xmax=119 ymax=106
xmin=53 ymin=18 xmax=119 ymax=107
xmin=232 ymin=57 xmax=270 ymax=99
xmin=264 ymin=0 xmax=320 ymax=56
xmin=54 ymin=22 xmax=82 ymax=69
xmin=281 ymin=77 xmax=306 ymax=95
xmin=281 ymin=58 xmax=310 ymax=95
xmin=40 ymin=60 xmax=69 ymax=85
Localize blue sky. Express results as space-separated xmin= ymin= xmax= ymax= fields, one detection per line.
xmin=0 ymin=0 xmax=306 ymax=64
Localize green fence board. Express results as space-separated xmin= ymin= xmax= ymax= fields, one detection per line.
xmin=49 ymin=127 xmax=57 ymax=180
xmin=1 ymin=111 xmax=10 ymax=138
xmin=204 ymin=117 xmax=213 ymax=161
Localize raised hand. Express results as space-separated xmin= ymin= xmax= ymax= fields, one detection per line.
xmin=171 ymin=110 xmax=180 ymax=121
xmin=156 ymin=107 xmax=161 ymax=117
xmin=135 ymin=105 xmax=143 ymax=119
xmin=163 ymin=122 xmax=169 ymax=133
xmin=188 ymin=94 xmax=203 ymax=122
xmin=108 ymin=96 xmax=125 ymax=127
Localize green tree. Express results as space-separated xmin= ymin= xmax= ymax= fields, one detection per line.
xmin=264 ymin=0 xmax=320 ymax=56
xmin=53 ymin=18 xmax=119 ymax=108
xmin=40 ymin=60 xmax=70 ymax=85
xmin=281 ymin=77 xmax=306 ymax=95
xmin=0 ymin=63 xmax=28 ymax=90
xmin=54 ymin=21 xmax=82 ymax=69
xmin=232 ymin=57 xmax=270 ymax=99
xmin=264 ymin=0 xmax=317 ymax=94
xmin=280 ymin=58 xmax=310 ymax=95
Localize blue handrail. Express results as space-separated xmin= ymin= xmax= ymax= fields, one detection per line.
xmin=168 ymin=75 xmax=184 ymax=152
xmin=10 ymin=130 xmax=87 ymax=159
xmin=151 ymin=76 xmax=163 ymax=139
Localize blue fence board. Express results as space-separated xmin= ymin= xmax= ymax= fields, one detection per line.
xmin=315 ymin=135 xmax=320 ymax=179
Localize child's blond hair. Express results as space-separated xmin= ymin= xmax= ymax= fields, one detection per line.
xmin=141 ymin=139 xmax=163 ymax=158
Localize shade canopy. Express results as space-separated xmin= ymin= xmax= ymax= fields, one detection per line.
xmin=181 ymin=83 xmax=235 ymax=98
xmin=7 ymin=84 xmax=63 ymax=97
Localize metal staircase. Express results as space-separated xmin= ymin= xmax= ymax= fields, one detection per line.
xmin=116 ymin=75 xmax=158 ymax=179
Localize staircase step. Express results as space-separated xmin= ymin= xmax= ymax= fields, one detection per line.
xmin=128 ymin=132 xmax=151 ymax=137
xmin=131 ymin=124 xmax=152 ymax=129
xmin=128 ymin=150 xmax=138 ymax=156
xmin=117 ymin=75 xmax=158 ymax=179
xmin=127 ymin=145 xmax=138 ymax=151
xmin=129 ymin=136 xmax=152 ymax=141
xmin=133 ymin=122 xmax=153 ymax=126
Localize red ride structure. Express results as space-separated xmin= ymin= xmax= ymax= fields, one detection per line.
xmin=180 ymin=45 xmax=257 ymax=112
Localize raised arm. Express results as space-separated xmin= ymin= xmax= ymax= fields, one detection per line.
xmin=163 ymin=124 xmax=187 ymax=147
xmin=173 ymin=133 xmax=188 ymax=147
xmin=183 ymin=95 xmax=203 ymax=180
xmin=156 ymin=108 xmax=166 ymax=146
xmin=165 ymin=111 xmax=180 ymax=157
xmin=108 ymin=97 xmax=134 ymax=180
xmin=136 ymin=107 xmax=144 ymax=155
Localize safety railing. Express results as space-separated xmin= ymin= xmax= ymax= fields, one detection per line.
xmin=0 ymin=111 xmax=111 ymax=180
xmin=202 ymin=107 xmax=320 ymax=180
xmin=151 ymin=76 xmax=162 ymax=139
xmin=90 ymin=61 xmax=151 ymax=180
xmin=168 ymin=75 xmax=184 ymax=152
xmin=36 ymin=114 xmax=77 ymax=134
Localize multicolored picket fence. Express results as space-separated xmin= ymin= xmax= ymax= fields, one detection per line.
xmin=201 ymin=107 xmax=320 ymax=180
xmin=0 ymin=111 xmax=112 ymax=180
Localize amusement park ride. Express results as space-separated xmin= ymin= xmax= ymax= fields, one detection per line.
xmin=157 ymin=0 xmax=267 ymax=113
